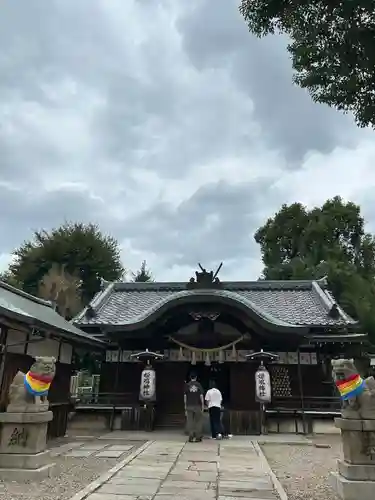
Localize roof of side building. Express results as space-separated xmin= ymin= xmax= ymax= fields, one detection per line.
xmin=0 ymin=281 xmax=105 ymax=348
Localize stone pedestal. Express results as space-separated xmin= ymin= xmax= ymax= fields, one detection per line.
xmin=329 ymin=418 xmax=375 ymax=500
xmin=0 ymin=410 xmax=55 ymax=480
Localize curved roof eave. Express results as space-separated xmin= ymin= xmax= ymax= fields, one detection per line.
xmin=102 ymin=289 xmax=309 ymax=335
xmin=0 ymin=305 xmax=105 ymax=349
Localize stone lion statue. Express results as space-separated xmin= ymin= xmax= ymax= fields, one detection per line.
xmin=331 ymin=358 xmax=375 ymax=419
xmin=7 ymin=356 xmax=56 ymax=410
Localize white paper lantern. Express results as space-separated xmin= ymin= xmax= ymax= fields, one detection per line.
xmin=139 ymin=368 xmax=156 ymax=401
xmin=255 ymin=367 xmax=272 ymax=403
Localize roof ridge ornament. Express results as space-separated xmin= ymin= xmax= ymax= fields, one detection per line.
xmin=328 ymin=303 xmax=340 ymax=318
xmin=85 ymin=304 xmax=96 ymax=319
xmin=186 ymin=263 xmax=223 ymax=289
xmin=316 ymin=275 xmax=329 ymax=287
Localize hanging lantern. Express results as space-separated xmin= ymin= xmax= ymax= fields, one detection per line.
xmin=205 ymin=352 xmax=211 ymax=366
xmin=255 ymin=365 xmax=271 ymax=403
xmin=218 ymin=349 xmax=225 ymax=364
xmin=191 ymin=351 xmax=196 ymax=365
xmin=139 ymin=366 xmax=156 ymax=402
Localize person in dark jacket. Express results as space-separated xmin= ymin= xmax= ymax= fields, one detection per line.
xmin=184 ymin=372 xmax=204 ymax=442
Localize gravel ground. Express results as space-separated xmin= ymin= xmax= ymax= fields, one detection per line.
xmin=262 ymin=435 xmax=342 ymax=500
xmin=0 ymin=440 xmax=145 ymax=500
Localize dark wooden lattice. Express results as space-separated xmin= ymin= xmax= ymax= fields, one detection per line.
xmin=270 ymin=365 xmax=292 ymax=397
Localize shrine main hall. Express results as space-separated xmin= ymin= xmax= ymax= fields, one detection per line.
xmin=74 ymin=266 xmax=367 ymax=435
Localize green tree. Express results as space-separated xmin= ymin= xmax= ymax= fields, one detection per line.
xmin=5 ymin=222 xmax=124 ymax=305
xmin=255 ymin=197 xmax=375 ymax=341
xmin=239 ymin=1 xmax=375 ymax=128
xmin=0 ymin=269 xmax=21 ymax=288
xmin=131 ymin=260 xmax=154 ymax=282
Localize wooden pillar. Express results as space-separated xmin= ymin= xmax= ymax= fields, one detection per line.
xmin=0 ymin=325 xmax=8 ymax=405
xmin=110 ymin=347 xmax=121 ymax=431
xmin=297 ymin=347 xmax=307 ymax=435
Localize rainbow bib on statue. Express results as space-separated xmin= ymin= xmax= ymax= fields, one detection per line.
xmin=336 ymin=374 xmax=365 ymax=400
xmin=24 ymin=371 xmax=53 ymax=396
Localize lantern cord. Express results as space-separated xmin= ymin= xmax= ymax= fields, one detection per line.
xmin=168 ymin=335 xmax=244 ymax=353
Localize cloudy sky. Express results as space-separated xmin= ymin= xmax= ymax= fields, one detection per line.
xmin=1 ymin=0 xmax=375 ymax=282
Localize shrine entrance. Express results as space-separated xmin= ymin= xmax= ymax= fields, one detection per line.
xmin=185 ymin=363 xmax=230 ymax=406
xmin=154 ymin=360 xmax=259 ymax=431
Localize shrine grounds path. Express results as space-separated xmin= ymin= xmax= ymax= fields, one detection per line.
xmin=68 ymin=435 xmax=285 ymax=500
xmin=0 ymin=431 xmax=342 ymax=500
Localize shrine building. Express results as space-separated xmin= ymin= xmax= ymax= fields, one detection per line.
xmin=0 ymin=281 xmax=104 ymax=438
xmin=73 ymin=266 xmax=367 ymax=435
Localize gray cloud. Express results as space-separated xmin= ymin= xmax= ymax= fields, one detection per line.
xmin=0 ymin=183 xmax=106 ymax=252
xmin=177 ymin=0 xmax=361 ymax=162
xmin=0 ymin=0 xmax=373 ymax=282
xmin=122 ymin=178 xmax=281 ymax=267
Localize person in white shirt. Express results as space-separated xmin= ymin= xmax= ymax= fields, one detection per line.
xmin=205 ymin=380 xmax=224 ymax=439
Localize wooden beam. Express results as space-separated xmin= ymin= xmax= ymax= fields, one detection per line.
xmin=23 ymin=331 xmax=30 ymax=355
xmin=58 ymin=341 xmax=63 ymax=363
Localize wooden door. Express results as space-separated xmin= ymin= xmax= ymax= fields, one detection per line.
xmin=155 ymin=362 xmax=187 ymax=414
xmin=230 ymin=363 xmax=257 ymax=411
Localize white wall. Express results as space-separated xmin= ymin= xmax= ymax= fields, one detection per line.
xmin=5 ymin=329 xmax=73 ymax=364
xmin=60 ymin=343 xmax=73 ymax=364
xmin=6 ymin=329 xmax=27 ymax=354
xmin=27 ymin=337 xmax=59 ymax=359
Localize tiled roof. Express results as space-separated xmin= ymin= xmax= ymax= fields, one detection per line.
xmin=74 ymin=279 xmax=357 ymax=332
xmin=0 ymin=281 xmax=104 ymax=347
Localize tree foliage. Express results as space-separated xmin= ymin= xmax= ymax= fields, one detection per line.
xmin=38 ymin=263 xmax=83 ymax=320
xmin=131 ymin=260 xmax=154 ymax=282
xmin=4 ymin=222 xmax=124 ymax=306
xmin=239 ymin=0 xmax=375 ymax=128
xmin=255 ymin=196 xmax=375 ymax=341
xmin=0 ymin=269 xmax=21 ymax=288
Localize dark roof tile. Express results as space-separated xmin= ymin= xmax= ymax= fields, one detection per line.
xmin=74 ymin=279 xmax=356 ymax=329
xmin=0 ymin=281 xmax=104 ymax=347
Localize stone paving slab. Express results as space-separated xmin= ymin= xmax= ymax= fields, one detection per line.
xmin=163 ymin=479 xmax=215 ymax=489
xmin=98 ymin=482 xmax=159 ymax=495
xmin=218 ymin=493 xmax=278 ymax=499
xmin=173 ymin=461 xmax=218 ymax=472
xmin=158 ymin=487 xmax=216 ymax=498
xmin=155 ymin=497 xmax=209 ymax=500
xmin=221 ymin=453 xmax=259 ymax=459
xmin=96 ymin=449 xmax=125 ymax=458
xmin=88 ymin=495 xmax=152 ymax=500
xmin=218 ymin=498 xmax=277 ymax=500
xmin=80 ymin=443 xmax=108 ymax=450
xmin=107 ymin=444 xmax=134 ymax=451
xmin=168 ymin=471 xmax=217 ymax=481
xmin=220 ymin=479 xmax=274 ymax=490
xmin=134 ymin=456 xmax=176 ymax=463
xmin=77 ymin=438 xmax=284 ymax=500
xmin=114 ymin=468 xmax=169 ymax=479
xmin=109 ymin=477 xmax=163 ymax=487
xmin=220 ymin=464 xmax=263 ymax=470
xmin=179 ymin=451 xmax=218 ymax=461
xmin=220 ymin=471 xmax=269 ymax=480
xmin=133 ymin=459 xmax=176 ymax=465
xmin=91 ymin=440 xmax=186 ymax=499
xmin=65 ymin=449 xmax=93 ymax=457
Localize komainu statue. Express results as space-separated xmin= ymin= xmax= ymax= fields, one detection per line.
xmin=331 ymin=358 xmax=375 ymax=419
xmin=8 ymin=356 xmax=56 ymax=410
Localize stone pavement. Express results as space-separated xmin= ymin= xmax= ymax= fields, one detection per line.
xmin=83 ymin=438 xmax=281 ymax=499
xmin=51 ymin=440 xmax=136 ymax=458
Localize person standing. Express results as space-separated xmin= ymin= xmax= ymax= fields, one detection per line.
xmin=184 ymin=372 xmax=204 ymax=442
xmin=205 ymin=380 xmax=223 ymax=439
